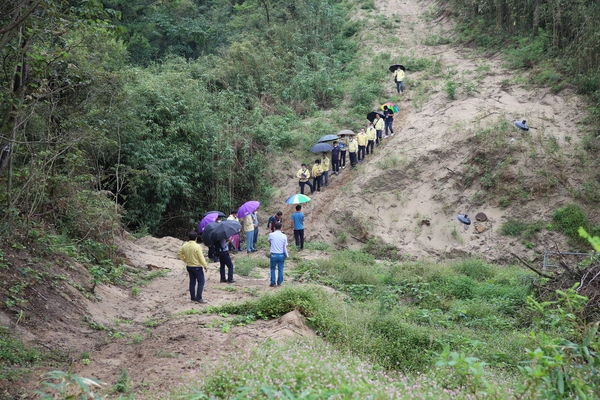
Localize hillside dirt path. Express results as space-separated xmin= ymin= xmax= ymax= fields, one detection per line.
xmin=8 ymin=0 xmax=589 ymax=398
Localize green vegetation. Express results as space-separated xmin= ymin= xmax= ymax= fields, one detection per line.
xmin=0 ymin=327 xmax=41 ymax=380
xmin=553 ymin=204 xmax=599 ymax=246
xmin=500 ymin=219 xmax=543 ymax=239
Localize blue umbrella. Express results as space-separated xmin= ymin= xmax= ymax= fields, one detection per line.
xmin=514 ymin=120 xmax=529 ymax=131
xmin=318 ymin=134 xmax=340 ymax=143
xmin=310 ymin=143 xmax=333 ymax=153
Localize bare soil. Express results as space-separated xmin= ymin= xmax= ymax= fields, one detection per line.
xmin=1 ymin=0 xmax=594 ymax=398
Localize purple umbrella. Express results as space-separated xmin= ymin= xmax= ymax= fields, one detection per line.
xmin=198 ymin=212 xmax=219 ymax=232
xmin=237 ymin=200 xmax=260 ymax=219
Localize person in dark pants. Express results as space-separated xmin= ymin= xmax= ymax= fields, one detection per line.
xmin=366 ymin=122 xmax=376 ymax=155
xmin=331 ymin=141 xmax=341 ymax=175
xmin=312 ymin=159 xmax=322 ymax=192
xmin=215 ymin=238 xmax=235 ymax=283
xmin=374 ymin=114 xmax=384 ymax=145
xmin=290 ymin=205 xmax=305 ymax=250
xmin=339 ymin=137 xmax=347 ymax=169
xmin=268 ymin=222 xmax=289 ymax=287
xmin=356 ymin=128 xmax=367 ymax=161
xmin=177 ymin=231 xmax=208 ymax=303
xmin=296 ymin=163 xmax=314 ymax=194
xmin=383 ymin=105 xmax=395 ymax=137
xmin=348 ymin=136 xmax=358 ymax=168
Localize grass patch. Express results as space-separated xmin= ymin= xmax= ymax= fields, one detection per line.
xmin=0 ymin=327 xmax=41 ymax=380
xmin=500 ymin=219 xmax=543 ymax=238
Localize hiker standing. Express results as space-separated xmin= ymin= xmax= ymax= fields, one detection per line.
xmin=331 ymin=141 xmax=341 ymax=175
xmin=321 ymin=152 xmax=330 ymax=187
xmin=215 ymin=238 xmax=235 ymax=283
xmin=356 ymin=128 xmax=367 ymax=161
xmin=227 ymin=210 xmax=241 ymax=252
xmin=268 ymin=222 xmax=289 ymax=287
xmin=296 ymin=163 xmax=314 ymax=194
xmin=290 ymin=205 xmax=305 ymax=250
xmin=339 ymin=136 xmax=348 ymax=169
xmin=312 ymin=159 xmax=322 ymax=192
xmin=374 ymin=114 xmax=384 ymax=145
xmin=251 ymin=210 xmax=259 ymax=250
xmin=177 ymin=231 xmax=208 ymax=303
xmin=348 ymin=136 xmax=358 ymax=168
xmin=366 ymin=123 xmax=376 ymax=155
xmin=242 ymin=213 xmax=255 ymax=253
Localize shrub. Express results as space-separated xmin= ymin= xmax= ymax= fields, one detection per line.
xmin=553 ymin=204 xmax=590 ymax=244
xmin=451 ymin=259 xmax=495 ymax=281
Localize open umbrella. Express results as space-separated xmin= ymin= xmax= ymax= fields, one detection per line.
xmin=513 ymin=120 xmax=529 ymax=131
xmin=367 ymin=111 xmax=385 ymax=122
xmin=198 ymin=212 xmax=219 ymax=233
xmin=285 ymin=194 xmax=311 ymax=204
xmin=318 ymin=134 xmax=339 ymax=143
xmin=203 ymin=210 xmax=226 ymax=218
xmin=389 ymin=64 xmax=406 ymax=72
xmin=237 ymin=200 xmax=260 ymax=219
xmin=380 ymin=102 xmax=400 ymax=113
xmin=310 ymin=142 xmax=333 ymax=153
xmin=202 ymin=220 xmax=242 ymax=246
xmin=338 ymin=129 xmax=355 ymax=136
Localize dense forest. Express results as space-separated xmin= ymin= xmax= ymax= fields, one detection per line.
xmin=1 ymin=0 xmax=599 ymax=240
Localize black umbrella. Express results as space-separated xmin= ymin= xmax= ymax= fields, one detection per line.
xmin=202 ymin=220 xmax=241 ymax=246
xmin=367 ymin=111 xmax=385 ymax=122
xmin=310 ymin=143 xmax=334 ymax=153
xmin=318 ymin=134 xmax=340 ymax=143
xmin=203 ymin=210 xmax=226 ymax=217
xmin=389 ymin=64 xmax=406 ymax=72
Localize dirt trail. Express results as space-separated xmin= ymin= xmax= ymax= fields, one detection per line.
xmin=6 ymin=0 xmax=590 ymax=397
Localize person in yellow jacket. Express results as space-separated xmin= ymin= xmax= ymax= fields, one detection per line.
xmin=312 ymin=159 xmax=323 ymax=192
xmin=394 ymin=67 xmax=405 ymax=94
xmin=296 ymin=163 xmax=314 ymax=194
xmin=347 ymin=136 xmax=358 ymax=167
xmin=374 ymin=114 xmax=384 ymax=145
xmin=178 ymin=231 xmax=209 ymax=303
xmin=356 ymin=128 xmax=368 ymax=162
xmin=242 ymin=213 xmax=255 ymax=253
xmin=321 ymin=152 xmax=330 ymax=187
xmin=366 ymin=123 xmax=376 ymax=155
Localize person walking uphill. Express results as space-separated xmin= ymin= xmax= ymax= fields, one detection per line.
xmin=374 ymin=114 xmax=384 ymax=145
xmin=178 ymin=231 xmax=208 ymax=303
xmin=383 ymin=105 xmax=394 ymax=138
xmin=291 ymin=205 xmax=305 ymax=250
xmin=268 ymin=222 xmax=289 ymax=287
xmin=296 ymin=163 xmax=314 ymax=195
xmin=312 ymin=159 xmax=322 ymax=192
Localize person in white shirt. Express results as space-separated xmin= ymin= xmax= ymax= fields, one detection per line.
xmin=268 ymin=223 xmax=289 ymax=287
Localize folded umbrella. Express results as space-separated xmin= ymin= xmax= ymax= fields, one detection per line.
xmin=237 ymin=200 xmax=260 ymax=219
xmin=318 ymin=134 xmax=340 ymax=143
xmin=202 ymin=220 xmax=242 ymax=246
xmin=198 ymin=212 xmax=219 ymax=233
xmin=367 ymin=111 xmax=385 ymax=122
xmin=310 ymin=142 xmax=333 ymax=153
xmin=285 ymin=194 xmax=311 ymax=204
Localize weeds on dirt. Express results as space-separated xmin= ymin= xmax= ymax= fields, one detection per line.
xmin=0 ymin=327 xmax=41 ymax=380
xmin=35 ymin=370 xmax=104 ymax=400
xmin=553 ymin=204 xmax=599 ymax=247
xmin=500 ymin=219 xmax=543 ymax=239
